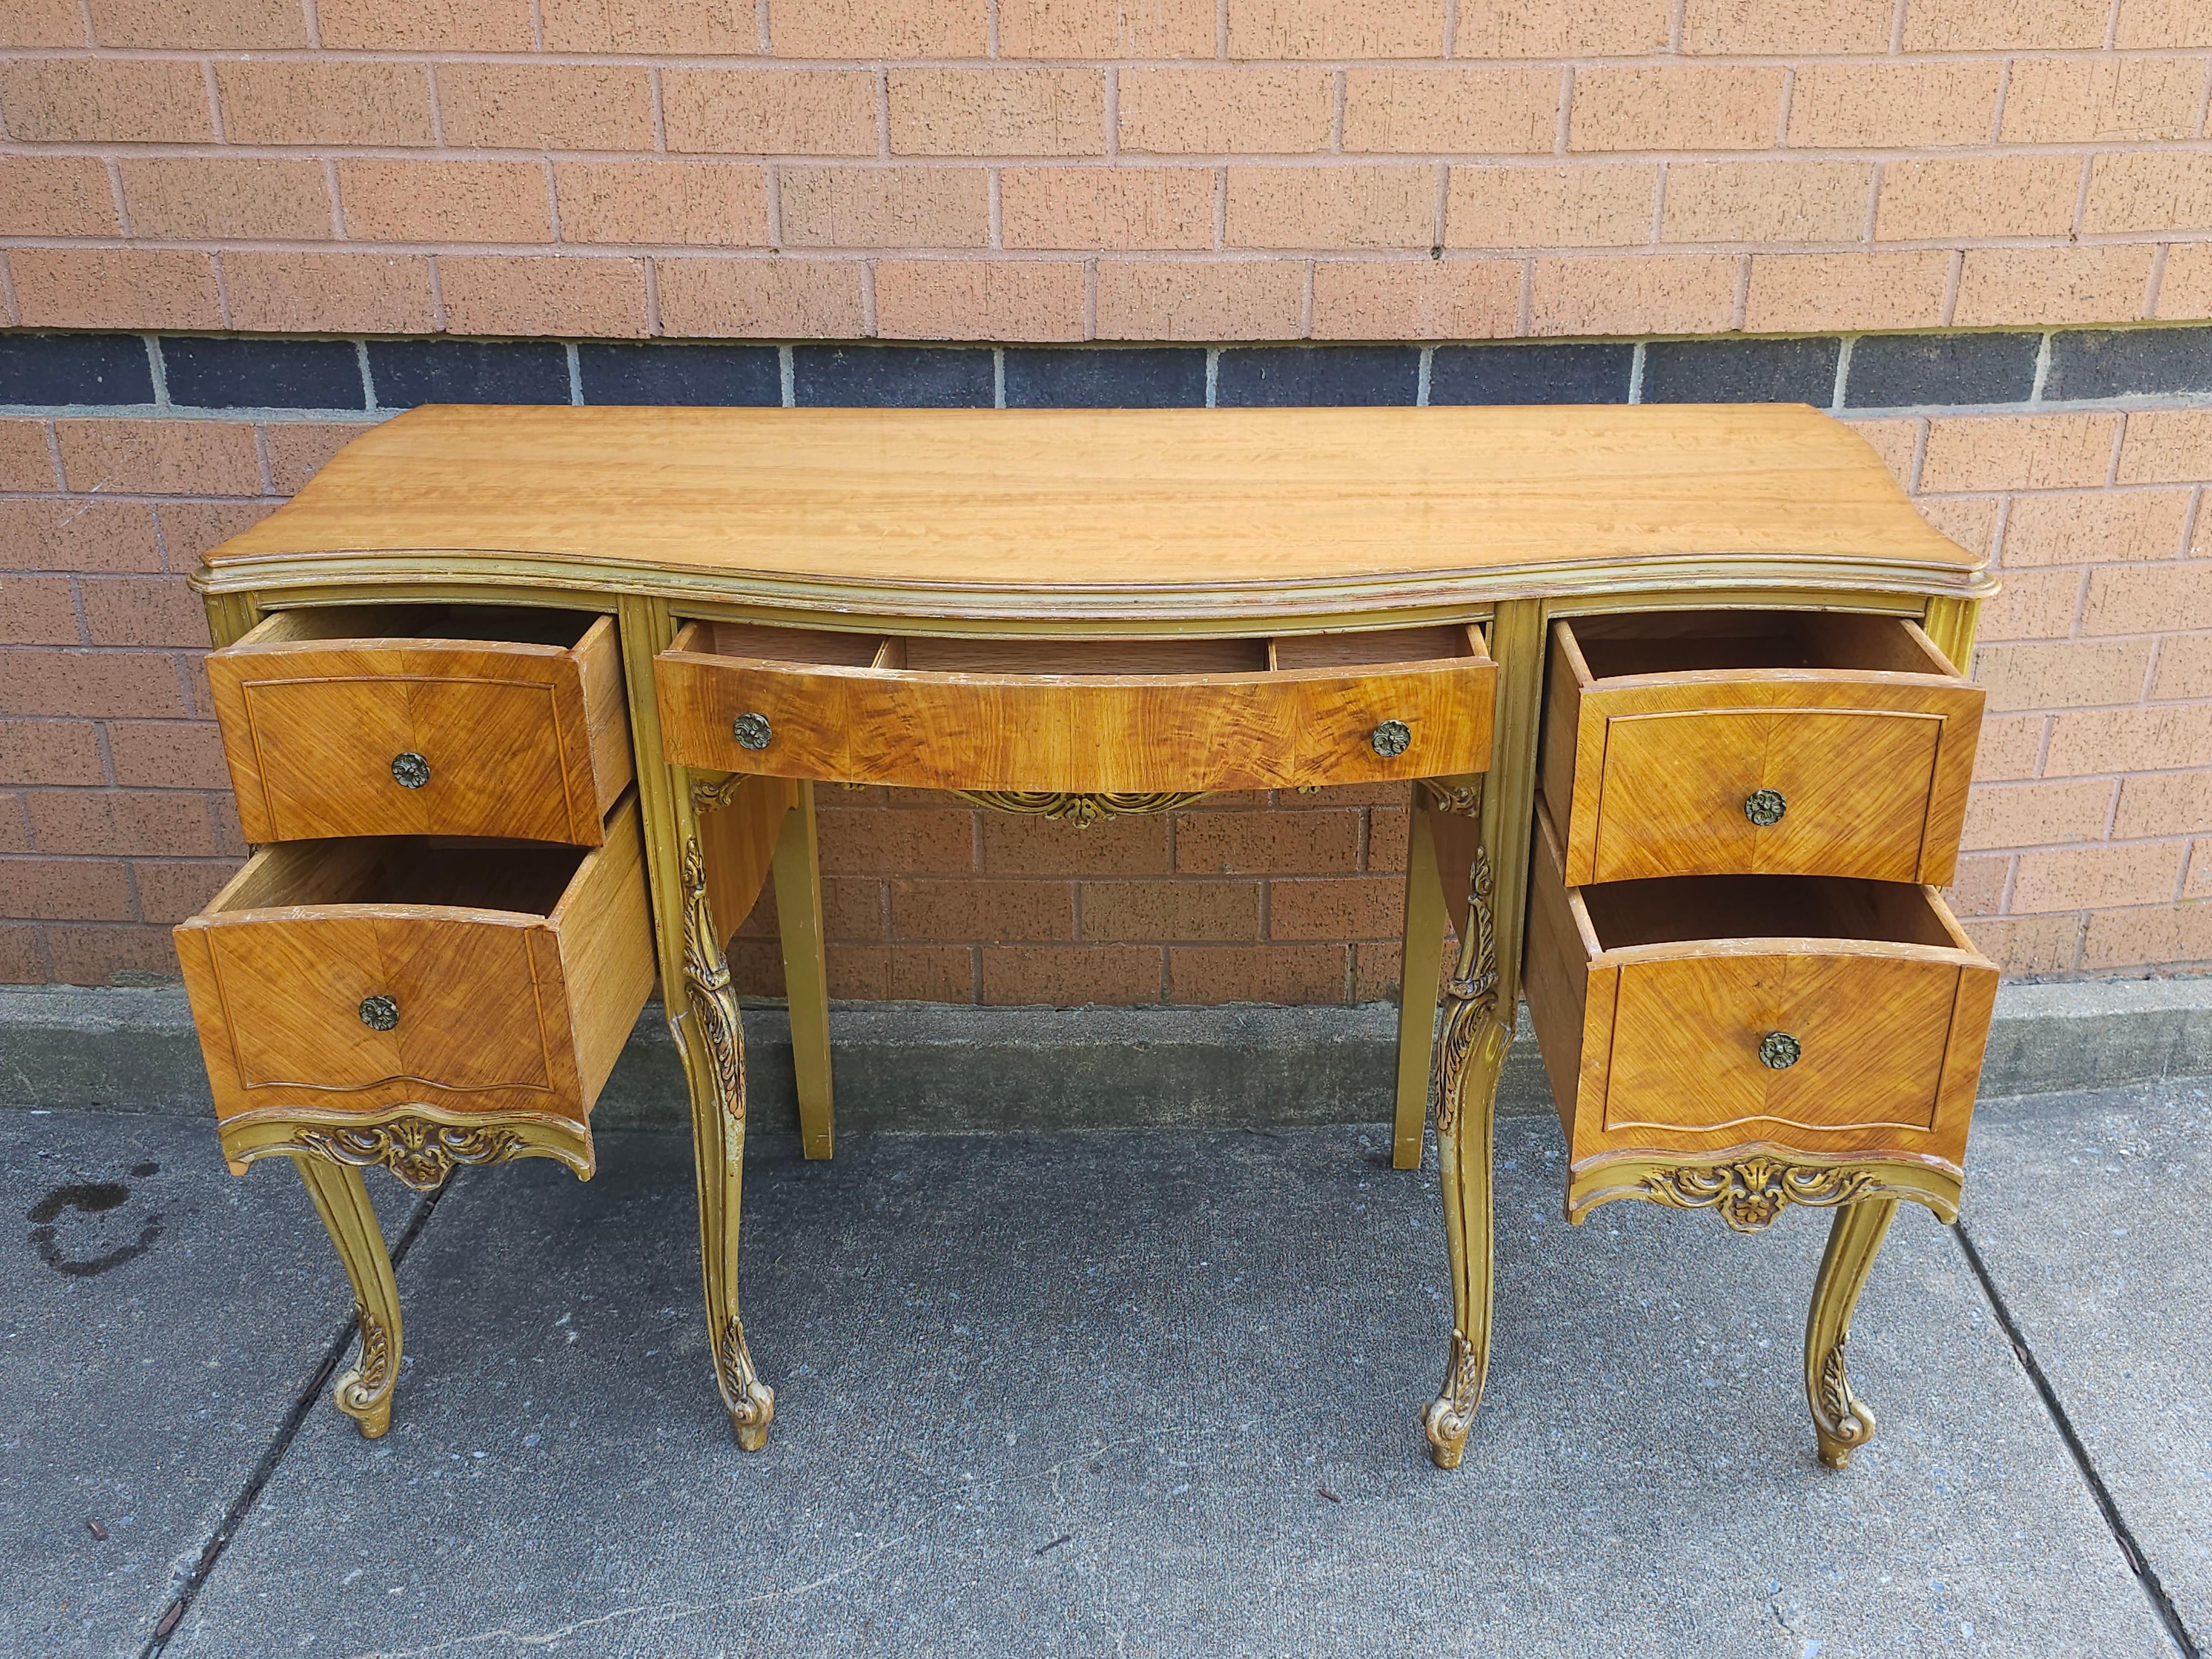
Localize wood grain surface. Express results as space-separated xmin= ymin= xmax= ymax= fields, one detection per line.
xmin=1524 ymin=797 xmax=1996 ymax=1171
xmin=655 ymin=620 xmax=1497 ymax=793
xmin=200 ymin=406 xmax=1979 ymax=604
xmin=174 ymin=794 xmax=654 ymax=1126
xmin=1542 ymin=612 xmax=1981 ymax=886
xmin=699 ymin=771 xmax=798 ymax=949
xmin=208 ymin=605 xmax=632 ymax=847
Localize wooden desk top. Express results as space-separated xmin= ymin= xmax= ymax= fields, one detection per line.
xmin=200 ymin=404 xmax=1986 ymax=622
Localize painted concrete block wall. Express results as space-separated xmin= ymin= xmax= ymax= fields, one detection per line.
xmin=2 ymin=0 xmax=2210 ymax=995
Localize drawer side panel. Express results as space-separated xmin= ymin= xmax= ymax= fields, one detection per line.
xmin=558 ymin=797 xmax=659 ymax=1105
xmin=1522 ymin=803 xmax=1590 ymax=1143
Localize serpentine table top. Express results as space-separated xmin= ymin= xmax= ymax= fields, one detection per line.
xmin=197 ymin=403 xmax=1987 ymax=616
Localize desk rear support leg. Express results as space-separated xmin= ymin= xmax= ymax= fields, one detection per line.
xmin=773 ymin=781 xmax=835 ymax=1160
xmin=1391 ymin=797 xmax=1449 ymax=1172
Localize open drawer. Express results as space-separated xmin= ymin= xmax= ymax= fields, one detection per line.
xmin=655 ymin=621 xmax=1497 ymax=792
xmin=208 ymin=604 xmax=633 ymax=847
xmin=1541 ymin=609 xmax=1981 ymax=886
xmin=1524 ymin=795 xmax=1996 ymax=1193
xmin=174 ymin=792 xmax=656 ymax=1172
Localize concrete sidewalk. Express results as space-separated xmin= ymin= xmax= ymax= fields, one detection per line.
xmin=2 ymin=1084 xmax=2204 ymax=1658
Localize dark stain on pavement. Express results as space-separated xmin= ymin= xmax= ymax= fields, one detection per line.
xmin=28 ymin=1179 xmax=163 ymax=1277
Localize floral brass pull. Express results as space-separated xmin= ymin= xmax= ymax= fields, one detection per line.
xmin=359 ymin=995 xmax=399 ymax=1031
xmin=1370 ymin=719 xmax=1412 ymax=758
xmin=1744 ymin=787 xmax=1786 ymax=826
xmin=390 ymin=752 xmax=430 ymax=789
xmin=1759 ymin=1031 xmax=1801 ymax=1070
xmin=732 ymin=712 xmax=773 ymax=751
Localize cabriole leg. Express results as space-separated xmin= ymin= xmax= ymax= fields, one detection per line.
xmin=1422 ymin=802 xmax=1506 ymax=1471
xmin=1804 ymin=1196 xmax=1900 ymax=1470
xmin=618 ymin=597 xmax=774 ymax=1451
xmin=677 ymin=813 xmax=776 ymax=1450
xmin=293 ymin=1155 xmax=400 ymax=1439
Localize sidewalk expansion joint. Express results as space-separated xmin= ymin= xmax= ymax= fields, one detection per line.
xmin=1950 ymin=1219 xmax=2201 ymax=1659
xmin=137 ymin=1177 xmax=453 ymax=1659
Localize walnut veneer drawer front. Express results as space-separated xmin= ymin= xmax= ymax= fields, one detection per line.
xmin=1542 ymin=611 xmax=1981 ymax=886
xmin=655 ymin=621 xmax=1497 ymax=792
xmin=173 ymin=794 xmax=656 ymax=1136
xmin=208 ymin=605 xmax=633 ymax=847
xmin=1525 ymin=801 xmax=1996 ymax=1177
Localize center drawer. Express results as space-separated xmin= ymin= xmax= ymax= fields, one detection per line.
xmin=207 ymin=604 xmax=633 ymax=847
xmin=1541 ymin=609 xmax=1982 ymax=885
xmin=654 ymin=621 xmax=1497 ymax=792
xmin=173 ymin=792 xmax=656 ymax=1139
xmin=1524 ymin=797 xmax=1996 ymax=1176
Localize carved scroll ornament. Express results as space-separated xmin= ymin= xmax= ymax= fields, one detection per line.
xmin=1813 ymin=1335 xmax=1871 ymax=1458
xmin=718 ymin=1317 xmax=776 ymax=1451
xmin=679 ymin=836 xmax=748 ymax=1154
xmin=691 ymin=774 xmax=749 ymax=812
xmin=1638 ymin=1156 xmax=1886 ymax=1234
xmin=1422 ymin=1326 xmax=1486 ymax=1469
xmin=1432 ymin=841 xmax=1499 ymax=1136
xmin=335 ymin=1304 xmax=396 ymax=1425
xmin=952 ymin=791 xmax=1207 ymax=827
xmin=1419 ymin=780 xmax=1484 ymax=817
xmin=290 ymin=1118 xmax=524 ymax=1193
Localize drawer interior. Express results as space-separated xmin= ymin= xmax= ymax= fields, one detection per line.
xmin=1580 ymin=869 xmax=1963 ymax=952
xmin=675 ymin=620 xmax=1484 ymax=677
xmin=211 ymin=836 xmax=586 ymax=920
xmin=1268 ymin=624 xmax=1484 ymax=669
xmin=245 ymin=603 xmax=599 ymax=650
xmin=1565 ymin=611 xmax=1949 ymax=680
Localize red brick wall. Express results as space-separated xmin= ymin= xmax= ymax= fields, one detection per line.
xmin=725 ymin=785 xmax=1415 ymax=1003
xmin=1 ymin=1 xmax=2208 ymax=340
xmin=7 ymin=399 xmax=2212 ymax=992
xmin=4 ymin=0 xmax=2212 ymax=995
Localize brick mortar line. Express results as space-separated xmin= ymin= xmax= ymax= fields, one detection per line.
xmin=9 ymin=45 xmax=2212 ymax=67
xmin=13 ymin=137 xmax=2212 ymax=163
xmin=13 ymin=137 xmax=2212 ymax=164
xmin=11 ymin=236 xmax=2212 ymax=265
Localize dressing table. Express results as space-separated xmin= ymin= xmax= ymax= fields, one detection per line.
xmin=177 ymin=403 xmax=1992 ymax=1469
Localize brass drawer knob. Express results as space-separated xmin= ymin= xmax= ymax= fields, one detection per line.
xmin=1744 ymin=787 xmax=1786 ymax=826
xmin=1370 ymin=719 xmax=1412 ymax=759
xmin=391 ymin=752 xmax=430 ymax=789
xmin=359 ymin=994 xmax=399 ymax=1031
xmin=1758 ymin=1030 xmax=1801 ymax=1070
xmin=732 ymin=712 xmax=773 ymax=751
